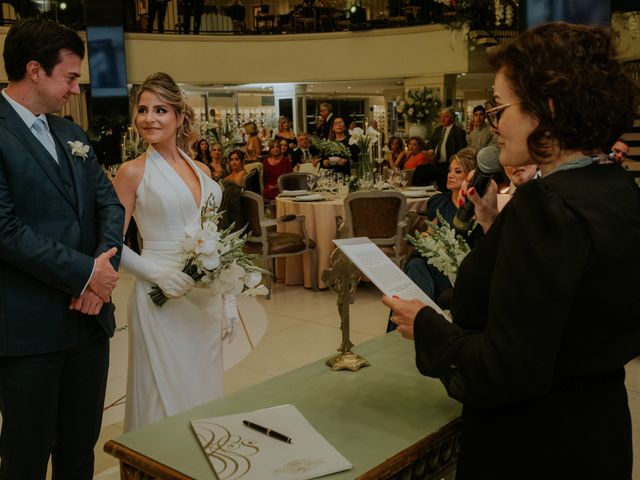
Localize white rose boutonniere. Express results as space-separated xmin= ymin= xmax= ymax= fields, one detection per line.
xmin=67 ymin=140 xmax=90 ymax=161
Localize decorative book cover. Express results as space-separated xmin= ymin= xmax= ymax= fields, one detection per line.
xmin=190 ymin=404 xmax=352 ymax=480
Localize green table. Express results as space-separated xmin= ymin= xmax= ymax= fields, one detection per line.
xmin=105 ymin=332 xmax=462 ymax=479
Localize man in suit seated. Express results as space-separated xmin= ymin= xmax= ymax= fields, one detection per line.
xmin=291 ymin=132 xmax=320 ymax=170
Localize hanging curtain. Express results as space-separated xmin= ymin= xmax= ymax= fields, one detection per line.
xmin=59 ymin=89 xmax=89 ymax=131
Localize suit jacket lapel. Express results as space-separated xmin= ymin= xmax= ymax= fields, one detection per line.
xmin=48 ymin=115 xmax=84 ymax=217
xmin=0 ymin=97 xmax=76 ymax=210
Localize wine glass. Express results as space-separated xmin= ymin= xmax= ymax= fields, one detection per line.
xmin=306 ymin=174 xmax=316 ymax=192
xmin=400 ymin=171 xmax=410 ymax=189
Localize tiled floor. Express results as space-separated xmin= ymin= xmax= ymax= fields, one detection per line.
xmin=90 ymin=281 xmax=640 ymax=479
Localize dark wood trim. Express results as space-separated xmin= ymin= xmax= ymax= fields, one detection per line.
xmin=104 ymin=440 xmax=195 ymax=480
xmin=358 ymin=417 xmax=461 ymax=480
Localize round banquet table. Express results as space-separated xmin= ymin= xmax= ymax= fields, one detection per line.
xmin=275 ymin=194 xmax=431 ymax=289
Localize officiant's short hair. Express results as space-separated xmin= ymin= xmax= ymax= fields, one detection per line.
xmin=3 ymin=18 xmax=84 ymax=82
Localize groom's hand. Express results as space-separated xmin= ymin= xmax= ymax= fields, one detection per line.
xmin=69 ymin=288 xmax=104 ymax=315
xmin=89 ymin=247 xmax=119 ymax=302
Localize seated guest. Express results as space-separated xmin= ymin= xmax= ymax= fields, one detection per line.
xmin=263 ymin=140 xmax=293 ymax=201
xmin=291 ymin=132 xmax=320 ymax=169
xmin=224 ymin=149 xmax=247 ymax=186
xmin=401 ymin=136 xmax=429 ymax=170
xmin=387 ymin=136 xmax=406 ymax=169
xmin=322 ymin=117 xmax=356 ymax=175
xmin=194 ymin=138 xmax=212 ymax=165
xmin=220 ymin=152 xmax=247 ymax=231
xmin=279 ymin=138 xmax=292 ymax=164
xmin=389 ymin=148 xmax=480 ymax=332
xmin=208 ymin=142 xmax=229 ymax=181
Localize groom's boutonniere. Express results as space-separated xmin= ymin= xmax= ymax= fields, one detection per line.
xmin=67 ymin=140 xmax=90 ymax=161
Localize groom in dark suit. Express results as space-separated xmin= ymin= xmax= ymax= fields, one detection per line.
xmin=0 ymin=18 xmax=124 ymax=479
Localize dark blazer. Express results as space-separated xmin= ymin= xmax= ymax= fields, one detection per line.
xmin=317 ymin=113 xmax=335 ymax=139
xmin=0 ymin=96 xmax=124 ymax=356
xmin=291 ymin=145 xmax=319 ymax=168
xmin=428 ymin=123 xmax=467 ymax=163
xmin=413 ymin=163 xmax=640 ymax=478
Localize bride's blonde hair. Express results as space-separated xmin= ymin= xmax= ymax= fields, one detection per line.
xmin=134 ymin=72 xmax=197 ymax=156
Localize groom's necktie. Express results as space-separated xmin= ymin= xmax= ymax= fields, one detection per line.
xmin=31 ymin=117 xmax=59 ymax=164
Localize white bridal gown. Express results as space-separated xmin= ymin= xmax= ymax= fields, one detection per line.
xmin=124 ymin=146 xmax=224 ymax=432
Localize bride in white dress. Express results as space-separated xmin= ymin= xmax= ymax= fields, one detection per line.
xmin=113 ymin=72 xmax=238 ymax=432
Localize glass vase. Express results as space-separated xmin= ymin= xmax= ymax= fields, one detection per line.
xmin=357 ymin=152 xmax=374 ymax=188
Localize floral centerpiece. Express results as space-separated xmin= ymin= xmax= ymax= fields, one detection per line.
xmin=312 ymin=137 xmax=352 ymax=161
xmin=396 ymin=87 xmax=442 ymax=125
xmin=149 ymin=194 xmax=268 ymax=306
xmin=348 ymin=126 xmax=379 ymax=179
xmin=405 ymin=212 xmax=470 ymax=284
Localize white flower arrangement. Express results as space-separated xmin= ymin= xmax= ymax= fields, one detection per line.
xmin=149 ymin=194 xmax=268 ymax=306
xmin=348 ymin=126 xmax=379 ymax=155
xmin=67 ymin=140 xmax=90 ymax=161
xmin=395 ymin=87 xmax=442 ymax=124
xmin=312 ymin=137 xmax=352 ymax=161
xmin=406 ymin=212 xmax=471 ymax=284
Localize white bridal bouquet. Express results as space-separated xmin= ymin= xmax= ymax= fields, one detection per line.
xmin=406 ymin=212 xmax=470 ymax=284
xmin=149 ymin=194 xmax=268 ymax=306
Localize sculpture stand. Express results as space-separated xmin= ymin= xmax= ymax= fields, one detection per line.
xmin=322 ymin=249 xmax=370 ymax=371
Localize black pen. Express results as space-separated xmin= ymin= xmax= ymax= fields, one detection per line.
xmin=242 ymin=420 xmax=293 ymax=444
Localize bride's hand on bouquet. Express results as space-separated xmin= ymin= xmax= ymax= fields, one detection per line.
xmin=154 ymin=270 xmax=195 ymax=298
xmin=459 ymin=171 xmax=499 ymax=233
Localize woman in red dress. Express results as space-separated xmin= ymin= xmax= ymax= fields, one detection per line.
xmin=262 ymin=139 xmax=292 ymax=201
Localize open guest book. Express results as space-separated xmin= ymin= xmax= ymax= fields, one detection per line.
xmin=191 ymin=404 xmax=352 ymax=480
xmin=333 ymin=237 xmax=444 ymax=315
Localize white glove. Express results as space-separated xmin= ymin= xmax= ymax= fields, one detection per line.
xmin=120 ymin=245 xmax=194 ymax=298
xmin=222 ymin=294 xmax=240 ymax=343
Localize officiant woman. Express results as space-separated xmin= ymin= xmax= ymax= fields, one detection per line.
xmin=385 ymin=22 xmax=640 ymax=479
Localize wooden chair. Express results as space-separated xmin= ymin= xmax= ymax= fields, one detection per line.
xmin=341 ymin=191 xmax=408 ymax=266
xmin=240 ymin=191 xmax=317 ymax=299
xmin=278 ymin=172 xmax=316 ymax=192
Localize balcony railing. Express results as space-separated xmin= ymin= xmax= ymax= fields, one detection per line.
xmin=0 ymin=0 xmax=518 ymax=39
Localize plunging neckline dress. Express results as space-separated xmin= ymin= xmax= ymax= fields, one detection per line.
xmin=124 ymin=145 xmax=224 ymax=432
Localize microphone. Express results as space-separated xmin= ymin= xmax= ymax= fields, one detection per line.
xmin=452 ymin=145 xmax=502 ymax=233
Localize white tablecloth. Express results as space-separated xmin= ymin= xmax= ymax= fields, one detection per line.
xmin=275 ymin=194 xmax=429 ymax=289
